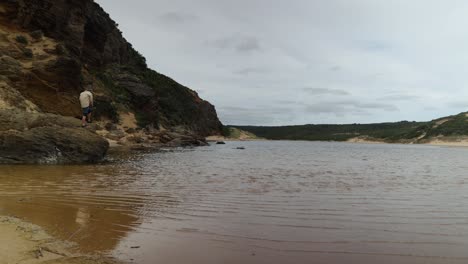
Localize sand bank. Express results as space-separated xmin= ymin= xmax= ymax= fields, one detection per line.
xmin=347 ymin=136 xmax=468 ymax=148
xmin=346 ymin=137 xmax=385 ymax=144
xmin=0 ymin=216 xmax=117 ymax=264
xmin=426 ymin=139 xmax=468 ymax=147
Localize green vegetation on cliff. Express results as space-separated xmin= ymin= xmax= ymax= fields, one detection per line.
xmin=222 ymin=127 xmax=261 ymax=140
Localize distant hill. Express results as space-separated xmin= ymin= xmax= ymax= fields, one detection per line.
xmin=231 ymin=112 xmax=468 ymax=143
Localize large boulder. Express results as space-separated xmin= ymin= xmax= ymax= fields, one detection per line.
xmin=0 ymin=56 xmax=22 ymax=78
xmin=0 ymin=110 xmax=109 ymax=164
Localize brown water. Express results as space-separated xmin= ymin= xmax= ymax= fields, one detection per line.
xmin=2 ymin=141 xmax=468 ymax=263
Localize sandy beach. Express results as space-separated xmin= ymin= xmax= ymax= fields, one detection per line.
xmin=426 ymin=138 xmax=468 ymax=147
xmin=0 ymin=216 xmax=117 ymax=264
xmin=347 ymin=136 xmax=468 ymax=148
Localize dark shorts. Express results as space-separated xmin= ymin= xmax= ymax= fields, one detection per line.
xmin=82 ymin=107 xmax=92 ymax=116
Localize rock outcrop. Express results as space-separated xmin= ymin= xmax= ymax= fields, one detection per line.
xmin=0 ymin=110 xmax=109 ymax=164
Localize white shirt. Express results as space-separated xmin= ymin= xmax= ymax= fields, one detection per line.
xmin=79 ymin=91 xmax=93 ymax=108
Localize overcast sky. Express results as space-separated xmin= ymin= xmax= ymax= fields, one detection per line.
xmin=96 ymin=0 xmax=468 ymax=126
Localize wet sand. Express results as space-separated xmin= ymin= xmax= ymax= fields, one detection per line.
xmin=0 ymin=216 xmax=117 ymax=264
xmin=3 ymin=142 xmax=468 ymax=263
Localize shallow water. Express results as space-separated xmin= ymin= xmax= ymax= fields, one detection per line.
xmin=2 ymin=141 xmax=468 ymax=263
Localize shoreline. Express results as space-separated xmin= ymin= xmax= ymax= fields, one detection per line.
xmin=204 ymin=137 xmax=468 ymax=148
xmin=0 ymin=215 xmax=118 ymax=264
xmin=206 ymin=135 xmax=266 ymax=142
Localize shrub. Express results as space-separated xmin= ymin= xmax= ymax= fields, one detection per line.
xmin=29 ymin=30 xmax=43 ymax=40
xmin=93 ymin=98 xmax=119 ymax=123
xmin=135 ymin=111 xmax=152 ymax=128
xmin=23 ymin=48 xmax=33 ymax=58
xmin=15 ymin=35 xmax=28 ymax=45
xmin=55 ymin=44 xmax=66 ymax=55
xmin=222 ymin=126 xmax=232 ymax=137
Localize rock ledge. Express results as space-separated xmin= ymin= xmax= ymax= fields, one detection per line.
xmin=0 ymin=110 xmax=109 ymax=164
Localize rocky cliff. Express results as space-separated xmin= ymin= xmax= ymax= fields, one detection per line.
xmin=0 ymin=0 xmax=222 ymax=134
xmin=0 ymin=0 xmax=223 ymax=163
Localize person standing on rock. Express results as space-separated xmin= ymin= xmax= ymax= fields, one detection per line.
xmin=79 ymin=85 xmax=94 ymax=127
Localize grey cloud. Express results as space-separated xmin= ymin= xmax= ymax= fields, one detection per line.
xmin=369 ymin=73 xmax=386 ymax=80
xmin=305 ymin=104 xmax=350 ymax=115
xmin=234 ymin=67 xmax=267 ymax=75
xmin=158 ymin=12 xmax=199 ymax=24
xmin=329 ymin=66 xmax=341 ymax=72
xmin=305 ymin=100 xmax=398 ymax=116
xmin=219 ymin=106 xmax=294 ymax=125
xmin=364 ymin=41 xmax=390 ymax=52
xmin=236 ymin=37 xmax=261 ymax=52
xmin=220 ymin=106 xmax=250 ymax=112
xmin=220 ymin=112 xmax=274 ymax=125
xmin=211 ymin=36 xmax=261 ymax=53
xmin=338 ymin=100 xmax=398 ymax=111
xmin=377 ymin=94 xmax=421 ymax=101
xmin=424 ymin=106 xmax=438 ymax=111
xmin=357 ymin=102 xmax=398 ymax=111
xmin=276 ymin=100 xmax=310 ymax=107
xmin=211 ymin=37 xmax=232 ymax=49
xmin=221 ymin=106 xmax=291 ymax=115
xmin=276 ymin=99 xmax=300 ymax=105
xmin=304 ymin=104 xmax=372 ymax=118
xmin=447 ymin=101 xmax=468 ymax=108
xmin=303 ymin=87 xmax=350 ymax=96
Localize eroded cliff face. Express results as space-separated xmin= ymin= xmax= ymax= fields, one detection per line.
xmin=0 ymin=0 xmax=223 ymax=137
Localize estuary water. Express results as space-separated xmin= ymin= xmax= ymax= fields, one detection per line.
xmin=2 ymin=141 xmax=468 ymax=263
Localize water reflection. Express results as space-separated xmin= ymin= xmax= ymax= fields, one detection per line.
xmin=0 ymin=156 xmax=181 ymax=253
